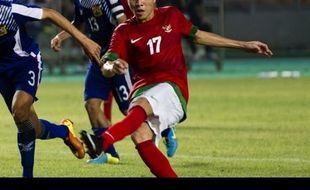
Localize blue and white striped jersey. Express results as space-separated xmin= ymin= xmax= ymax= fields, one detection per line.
xmin=0 ymin=0 xmax=42 ymax=67
xmin=73 ymin=0 xmax=125 ymax=54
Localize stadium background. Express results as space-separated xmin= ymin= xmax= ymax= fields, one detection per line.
xmin=25 ymin=0 xmax=310 ymax=77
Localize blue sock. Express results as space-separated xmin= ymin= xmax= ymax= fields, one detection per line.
xmin=39 ymin=119 xmax=69 ymax=140
xmin=92 ymin=127 xmax=119 ymax=158
xmin=92 ymin=127 xmax=106 ymax=137
xmin=16 ymin=120 xmax=36 ymax=178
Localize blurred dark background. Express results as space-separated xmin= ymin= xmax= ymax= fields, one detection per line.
xmin=25 ymin=0 xmax=310 ymax=75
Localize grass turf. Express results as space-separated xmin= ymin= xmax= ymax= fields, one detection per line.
xmin=0 ymin=77 xmax=309 ymax=177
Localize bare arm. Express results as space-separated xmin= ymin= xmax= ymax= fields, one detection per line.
xmin=193 ymin=30 xmax=273 ymax=57
xmin=42 ymin=8 xmax=101 ymax=63
xmin=50 ymin=21 xmax=84 ymax=52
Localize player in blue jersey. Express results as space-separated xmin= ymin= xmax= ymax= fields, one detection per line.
xmin=51 ymin=0 xmax=131 ymax=164
xmin=0 ymin=0 xmax=101 ymax=177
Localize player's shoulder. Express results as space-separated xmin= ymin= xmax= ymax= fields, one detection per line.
xmin=157 ymin=6 xmax=182 ymax=17
xmin=114 ymin=20 xmax=131 ymax=33
xmin=158 ymin=6 xmax=180 ymax=13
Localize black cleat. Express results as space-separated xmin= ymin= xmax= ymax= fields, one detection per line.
xmin=80 ymin=130 xmax=102 ymax=159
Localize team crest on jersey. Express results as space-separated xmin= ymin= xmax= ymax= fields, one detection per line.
xmin=0 ymin=25 xmax=8 ymax=36
xmin=162 ymin=24 xmax=172 ymax=33
xmin=92 ymin=4 xmax=103 ymax=17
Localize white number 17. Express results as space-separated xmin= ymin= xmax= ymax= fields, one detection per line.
xmin=147 ymin=36 xmax=161 ymax=55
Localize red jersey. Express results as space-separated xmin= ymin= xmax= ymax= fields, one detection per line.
xmin=107 ymin=6 xmax=197 ymax=102
xmin=120 ymin=0 xmax=134 ymax=18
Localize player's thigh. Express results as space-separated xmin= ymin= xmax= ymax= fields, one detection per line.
xmin=112 ymin=72 xmax=132 ymax=113
xmin=0 ymin=57 xmax=42 ymax=112
xmin=0 ymin=74 xmax=15 ymax=112
xmin=130 ymin=82 xmax=184 ymax=145
xmin=84 ymin=62 xmax=111 ymax=101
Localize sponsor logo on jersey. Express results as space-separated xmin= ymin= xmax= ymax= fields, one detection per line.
xmin=130 ymin=37 xmax=143 ymax=44
xmin=0 ymin=25 xmax=8 ymax=36
xmin=162 ymin=24 xmax=172 ymax=33
xmin=92 ymin=4 xmax=103 ymax=17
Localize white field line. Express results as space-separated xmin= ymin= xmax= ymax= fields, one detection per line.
xmin=174 ymin=155 xmax=310 ymax=164
xmin=36 ymin=149 xmax=310 ymax=164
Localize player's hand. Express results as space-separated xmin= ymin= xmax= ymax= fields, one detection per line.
xmin=112 ymin=59 xmax=128 ymax=75
xmin=101 ymin=59 xmax=128 ymax=77
xmin=244 ymin=41 xmax=273 ymax=57
xmin=51 ymin=35 xmax=62 ymax=52
xmin=81 ymin=38 xmax=101 ymax=64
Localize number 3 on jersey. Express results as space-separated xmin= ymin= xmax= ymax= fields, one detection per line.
xmin=147 ymin=36 xmax=161 ymax=55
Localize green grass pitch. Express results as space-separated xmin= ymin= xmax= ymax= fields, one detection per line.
xmin=0 ymin=77 xmax=309 ymax=177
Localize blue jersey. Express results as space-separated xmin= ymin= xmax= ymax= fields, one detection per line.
xmin=0 ymin=0 xmax=43 ymax=71
xmin=73 ymin=0 xmax=125 ymax=54
xmin=73 ymin=1 xmax=131 ymax=111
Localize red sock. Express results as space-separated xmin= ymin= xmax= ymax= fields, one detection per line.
xmin=136 ymin=140 xmax=177 ymax=178
xmin=101 ymin=106 xmax=147 ymax=150
xmin=103 ymin=91 xmax=113 ymax=122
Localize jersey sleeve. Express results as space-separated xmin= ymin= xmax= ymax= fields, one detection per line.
xmin=173 ymin=7 xmax=198 ymax=39
xmin=108 ymin=0 xmax=125 ymax=20
xmin=73 ymin=0 xmax=84 ymax=24
xmin=11 ymin=3 xmax=43 ymax=22
xmin=103 ymin=24 xmax=128 ymax=61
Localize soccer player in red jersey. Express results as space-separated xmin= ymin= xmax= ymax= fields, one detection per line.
xmin=81 ymin=0 xmax=273 ymax=177
xmin=120 ymin=0 xmax=179 ymax=158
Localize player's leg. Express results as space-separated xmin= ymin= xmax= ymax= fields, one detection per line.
xmin=11 ymin=90 xmax=36 ymax=178
xmin=103 ymin=91 xmax=113 ymax=123
xmin=132 ymin=123 xmax=177 ymax=177
xmin=2 ymin=55 xmax=44 ymax=178
xmin=131 ymin=83 xmax=183 ymax=176
xmin=28 ymin=52 xmax=85 ymax=159
xmin=83 ymin=116 xmax=177 ymax=177
xmin=1 ymin=66 xmax=37 ymax=177
xmin=82 ymin=83 xmax=184 ymax=177
xmin=25 ymin=97 xmax=85 ymax=159
xmin=89 ymin=67 xmax=133 ymax=163
xmin=82 ymin=98 xmax=150 ymax=158
xmin=112 ymin=67 xmax=133 ymax=116
xmin=83 ymin=62 xmax=119 ymax=162
xmin=35 ymin=114 xmax=85 ymax=159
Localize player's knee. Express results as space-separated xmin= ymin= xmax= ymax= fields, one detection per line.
xmin=84 ymin=100 xmax=99 ymax=113
xmin=131 ymin=124 xmax=153 ymax=145
xmin=131 ymin=132 xmax=148 ymax=145
xmin=12 ymin=106 xmax=29 ymax=123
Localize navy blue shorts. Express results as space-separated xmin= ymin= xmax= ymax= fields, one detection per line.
xmin=0 ymin=52 xmax=43 ymax=111
xmin=84 ymin=61 xmax=132 ymax=113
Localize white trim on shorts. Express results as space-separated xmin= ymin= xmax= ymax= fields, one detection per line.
xmin=129 ymin=82 xmax=184 ymax=146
